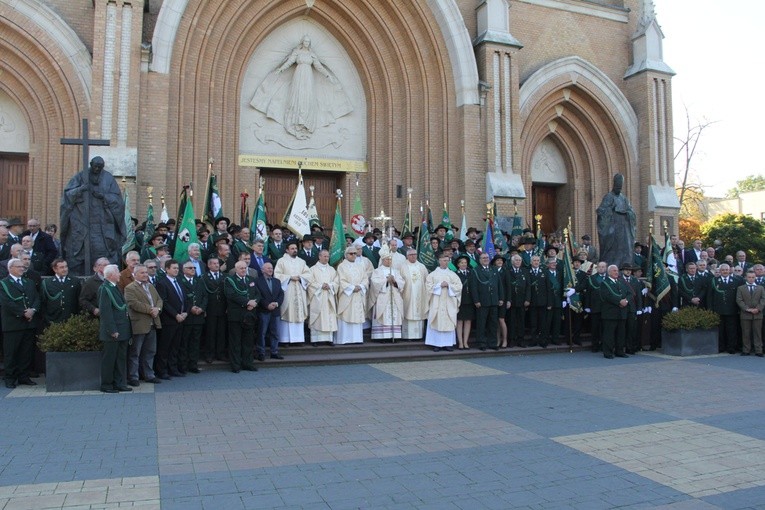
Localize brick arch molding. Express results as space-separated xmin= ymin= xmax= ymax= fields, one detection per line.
xmin=0 ymin=0 xmax=92 ymax=220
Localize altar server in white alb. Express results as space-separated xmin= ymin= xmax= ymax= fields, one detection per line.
xmin=334 ymin=246 xmax=369 ymax=344
xmin=425 ymin=254 xmax=463 ymax=351
xmin=369 ymin=254 xmax=405 ymax=340
xmin=306 ymin=249 xmax=338 ymax=344
xmin=400 ymin=249 xmax=429 ymax=339
xmin=273 ymin=239 xmax=311 ymax=343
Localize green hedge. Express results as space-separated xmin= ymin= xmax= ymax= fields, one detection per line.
xmin=38 ymin=313 xmax=102 ymax=352
xmin=662 ymin=306 xmax=720 ymax=331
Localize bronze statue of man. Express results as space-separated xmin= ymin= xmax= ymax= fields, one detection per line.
xmin=596 ymin=173 xmax=636 ymax=268
xmin=60 ymin=156 xmax=125 ymax=276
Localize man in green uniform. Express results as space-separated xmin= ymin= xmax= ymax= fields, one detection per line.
xmin=0 ymin=258 xmax=41 ymax=388
xmin=98 ymin=264 xmax=132 ymax=393
xmin=179 ymin=261 xmax=208 ymax=373
xmin=40 ymin=258 xmax=81 ymax=325
xmin=224 ymin=260 xmax=261 ymax=373
xmin=468 ymin=252 xmax=504 ymax=351
xmin=599 ymin=264 xmax=630 ymax=359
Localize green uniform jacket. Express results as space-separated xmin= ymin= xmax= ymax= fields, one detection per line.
xmin=41 ymin=276 xmax=82 ymax=324
xmin=505 ymin=266 xmax=531 ymax=307
xmin=0 ymin=276 xmax=41 ymax=331
xmin=180 ymin=276 xmax=208 ymax=325
xmin=599 ymin=277 xmax=629 ymax=320
xmin=224 ymin=274 xmax=261 ymax=324
xmin=527 ymin=268 xmax=548 ymax=307
xmin=468 ymin=265 xmax=504 ymax=307
xmin=98 ymin=282 xmax=131 ymax=342
xmin=707 ymin=276 xmax=740 ymax=316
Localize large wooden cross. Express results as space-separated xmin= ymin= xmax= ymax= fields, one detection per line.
xmin=60 ymin=118 xmax=110 ymax=172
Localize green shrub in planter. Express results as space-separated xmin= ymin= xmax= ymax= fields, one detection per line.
xmin=38 ymin=313 xmax=102 ymax=352
xmin=662 ymin=306 xmax=720 ymax=331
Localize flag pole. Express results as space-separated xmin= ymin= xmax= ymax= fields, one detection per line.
xmin=203 ymin=158 xmax=214 ymax=226
xmin=564 ymin=227 xmax=574 ymax=353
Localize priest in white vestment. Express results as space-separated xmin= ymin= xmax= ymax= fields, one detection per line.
xmin=335 ymin=246 xmax=368 ymax=344
xmin=425 ymin=254 xmax=463 ymax=351
xmin=273 ymin=240 xmax=311 ymax=343
xmin=369 ymin=255 xmax=405 ymax=340
xmin=307 ymin=249 xmax=338 ymax=343
xmin=400 ymin=249 xmax=430 ymax=339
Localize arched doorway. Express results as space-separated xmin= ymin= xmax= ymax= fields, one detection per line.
xmin=259 ymin=169 xmax=341 ymax=229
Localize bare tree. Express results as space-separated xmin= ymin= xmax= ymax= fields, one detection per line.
xmin=674 ymin=106 xmax=718 ymax=209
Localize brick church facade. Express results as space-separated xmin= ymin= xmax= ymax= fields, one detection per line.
xmin=0 ymin=0 xmax=678 ymax=240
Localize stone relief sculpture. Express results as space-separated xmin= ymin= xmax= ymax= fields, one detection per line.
xmin=251 ymin=36 xmax=353 ymax=141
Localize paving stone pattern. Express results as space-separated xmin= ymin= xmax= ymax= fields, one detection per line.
xmin=1 ymin=351 xmax=764 ymax=509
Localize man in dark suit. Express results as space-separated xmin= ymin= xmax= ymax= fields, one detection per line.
xmin=619 ymin=263 xmax=644 ymax=355
xmin=224 ymin=260 xmax=261 ymax=373
xmin=98 ymin=264 xmax=132 ymax=393
xmin=23 ymin=219 xmax=58 ymax=275
xmin=202 ymin=256 xmax=227 ymax=363
xmin=527 ymin=255 xmax=548 ymax=347
xmin=6 ymin=217 xmax=24 ymax=245
xmin=678 ymin=261 xmax=708 ymax=309
xmin=506 ymin=254 xmax=530 ymax=347
xmin=585 ymin=261 xmax=608 ymax=352
xmin=155 ymin=259 xmax=187 ymax=378
xmin=0 ymin=258 xmax=41 ymax=388
xmin=0 ymin=225 xmax=11 ymax=261
xmin=734 ymin=251 xmax=752 ymax=273
xmin=40 ymin=259 xmax=81 ymax=325
xmin=737 ymin=271 xmax=765 ymax=356
xmin=179 ymin=260 xmax=208 ymax=373
xmin=708 ymin=263 xmax=741 ymax=354
xmin=520 ymin=236 xmax=537 ymax=268
xmin=469 ymin=252 xmax=504 ymax=351
xmin=298 ymin=235 xmax=319 ymax=268
xmin=684 ymin=239 xmax=704 ymax=265
xmin=249 ymin=239 xmax=272 ymax=277
xmin=255 ymin=261 xmax=284 ymax=361
xmin=543 ymin=258 xmax=565 ymax=346
xmin=599 ymin=264 xmax=630 ymax=359
xmin=79 ymin=257 xmax=110 ymax=318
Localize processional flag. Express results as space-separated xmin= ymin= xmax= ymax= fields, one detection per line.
xmin=284 ymin=174 xmax=311 ymax=237
xmin=329 ymin=192 xmax=345 ymax=266
xmin=417 ymin=207 xmax=436 ymax=268
xmin=173 ymin=186 xmax=198 ymax=263
xmin=646 ymin=234 xmax=671 ymax=306
xmin=202 ymin=174 xmax=224 ymax=226
xmin=251 ymin=183 xmax=268 ymax=241
xmin=121 ymin=189 xmax=135 ymax=256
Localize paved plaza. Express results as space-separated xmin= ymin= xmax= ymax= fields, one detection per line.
xmin=1 ymin=351 xmax=764 ymax=509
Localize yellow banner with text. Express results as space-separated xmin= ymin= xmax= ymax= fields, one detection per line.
xmin=238 ymin=154 xmax=367 ymax=173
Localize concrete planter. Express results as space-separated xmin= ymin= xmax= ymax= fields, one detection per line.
xmin=662 ymin=328 xmax=718 ymax=356
xmin=45 ymin=351 xmax=101 ymax=392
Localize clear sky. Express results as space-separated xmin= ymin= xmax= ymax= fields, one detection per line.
xmin=657 ymin=0 xmax=765 ymax=198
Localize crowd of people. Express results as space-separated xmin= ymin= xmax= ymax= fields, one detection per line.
xmin=1 ymin=215 xmax=763 ymax=393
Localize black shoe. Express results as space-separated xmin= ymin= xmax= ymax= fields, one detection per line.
xmin=115 ymin=386 xmax=133 ymax=392
xmin=145 ymin=378 xmax=162 ymax=384
xmin=741 ymin=352 xmax=751 ymax=356
xmin=205 ymin=358 xmax=214 ymax=364
xmin=5 ymin=381 xmax=17 ymax=389
xmin=231 ymin=368 xmax=240 ymax=373
xmin=127 ymin=380 xmax=140 ymax=387
xmin=615 ymin=353 xmax=629 ymax=358
xmin=158 ymin=374 xmax=172 ymax=380
xmin=728 ymin=349 xmax=736 ymax=354
xmin=188 ymin=368 xmax=201 ymax=374
xmin=433 ymin=347 xmax=441 ymax=352
xmin=169 ymin=371 xmax=185 ymax=377
xmin=257 ymin=354 xmax=266 ymax=361
xmin=270 ymin=354 xmax=284 ymax=360
xmin=603 ymin=354 xmax=614 ymax=359
xmin=539 ymin=343 xmax=548 ymax=349
xmin=757 ymin=353 xmax=764 ymax=357
xmin=445 ymin=347 xmax=454 ymax=352
xmin=492 ymin=347 xmax=500 ymax=351
xmin=17 ymin=378 xmax=37 ymax=386
xmin=28 ymin=371 xmax=39 ymax=378
xmin=101 ymin=388 xmax=119 ymax=393
xmin=480 ymin=347 xmax=487 ymax=351
xmin=242 ymin=366 xmax=258 ymax=371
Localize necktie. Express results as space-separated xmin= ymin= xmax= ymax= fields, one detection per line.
xmin=16 ymin=278 xmax=23 ymax=288
xmin=173 ymin=279 xmax=183 ymax=300
xmin=551 ymin=271 xmax=555 ymax=277
xmin=150 ymin=276 xmax=155 ymax=285
xmin=257 ymin=257 xmax=263 ymax=267
xmin=213 ymin=272 xmax=218 ymax=281
xmin=751 ymin=286 xmax=755 ymax=295
xmin=267 ymin=278 xmax=273 ymax=293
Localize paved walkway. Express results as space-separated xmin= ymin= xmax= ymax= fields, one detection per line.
xmin=1 ymin=351 xmax=764 ymax=509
